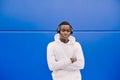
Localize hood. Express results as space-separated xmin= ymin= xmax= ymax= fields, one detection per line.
xmin=54 ymin=33 xmax=76 ymax=44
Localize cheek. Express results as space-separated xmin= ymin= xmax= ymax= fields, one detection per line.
xmin=59 ymin=32 xmax=64 ymax=36
xmin=68 ymin=32 xmax=71 ymax=34
xmin=67 ymin=32 xmax=71 ymax=35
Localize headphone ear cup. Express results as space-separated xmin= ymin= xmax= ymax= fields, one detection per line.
xmin=57 ymin=27 xmax=60 ymax=33
xmin=71 ymin=31 xmax=72 ymax=34
xmin=71 ymin=27 xmax=73 ymax=34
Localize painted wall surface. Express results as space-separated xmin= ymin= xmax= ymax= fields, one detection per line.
xmin=0 ymin=0 xmax=120 ymax=30
xmin=0 ymin=0 xmax=120 ymax=80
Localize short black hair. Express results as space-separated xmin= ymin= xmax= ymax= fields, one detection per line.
xmin=57 ymin=21 xmax=73 ymax=34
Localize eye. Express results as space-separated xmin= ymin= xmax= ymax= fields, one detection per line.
xmin=61 ymin=29 xmax=71 ymax=32
xmin=67 ymin=30 xmax=71 ymax=32
xmin=61 ymin=29 xmax=65 ymax=32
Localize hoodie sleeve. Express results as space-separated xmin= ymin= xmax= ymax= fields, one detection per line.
xmin=47 ymin=42 xmax=71 ymax=71
xmin=64 ymin=42 xmax=85 ymax=70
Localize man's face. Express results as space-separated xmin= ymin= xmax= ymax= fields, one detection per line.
xmin=59 ymin=25 xmax=71 ymax=39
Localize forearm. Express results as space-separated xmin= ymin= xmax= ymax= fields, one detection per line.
xmin=48 ymin=57 xmax=71 ymax=71
xmin=64 ymin=58 xmax=85 ymax=71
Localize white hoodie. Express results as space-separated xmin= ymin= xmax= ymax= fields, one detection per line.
xmin=47 ymin=34 xmax=85 ymax=80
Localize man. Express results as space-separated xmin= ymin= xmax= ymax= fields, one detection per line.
xmin=47 ymin=21 xmax=85 ymax=80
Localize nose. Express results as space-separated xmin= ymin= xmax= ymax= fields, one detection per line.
xmin=64 ymin=31 xmax=68 ymax=34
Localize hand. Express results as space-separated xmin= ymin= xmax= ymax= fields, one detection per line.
xmin=70 ymin=58 xmax=77 ymax=63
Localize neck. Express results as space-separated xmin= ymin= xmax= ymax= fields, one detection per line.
xmin=60 ymin=38 xmax=69 ymax=43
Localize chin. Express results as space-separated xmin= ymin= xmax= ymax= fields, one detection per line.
xmin=63 ymin=36 xmax=69 ymax=39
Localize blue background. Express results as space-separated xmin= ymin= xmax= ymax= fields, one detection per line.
xmin=0 ymin=0 xmax=120 ymax=80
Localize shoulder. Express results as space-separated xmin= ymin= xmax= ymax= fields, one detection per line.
xmin=74 ymin=42 xmax=82 ymax=48
xmin=47 ymin=41 xmax=57 ymax=48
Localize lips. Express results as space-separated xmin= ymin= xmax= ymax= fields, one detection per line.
xmin=63 ymin=35 xmax=69 ymax=38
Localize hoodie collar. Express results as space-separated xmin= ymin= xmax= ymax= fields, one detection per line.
xmin=54 ymin=33 xmax=76 ymax=44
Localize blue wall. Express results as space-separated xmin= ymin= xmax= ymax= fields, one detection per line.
xmin=0 ymin=0 xmax=120 ymax=80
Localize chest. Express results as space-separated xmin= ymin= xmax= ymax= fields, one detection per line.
xmin=53 ymin=43 xmax=76 ymax=60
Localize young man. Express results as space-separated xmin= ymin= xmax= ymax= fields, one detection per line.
xmin=47 ymin=21 xmax=85 ymax=80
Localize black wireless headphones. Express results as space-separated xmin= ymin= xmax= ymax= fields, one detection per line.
xmin=57 ymin=21 xmax=73 ymax=34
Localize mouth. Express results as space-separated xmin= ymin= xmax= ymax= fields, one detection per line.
xmin=63 ymin=34 xmax=69 ymax=38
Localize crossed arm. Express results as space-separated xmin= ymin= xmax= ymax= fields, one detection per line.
xmin=47 ymin=43 xmax=85 ymax=71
